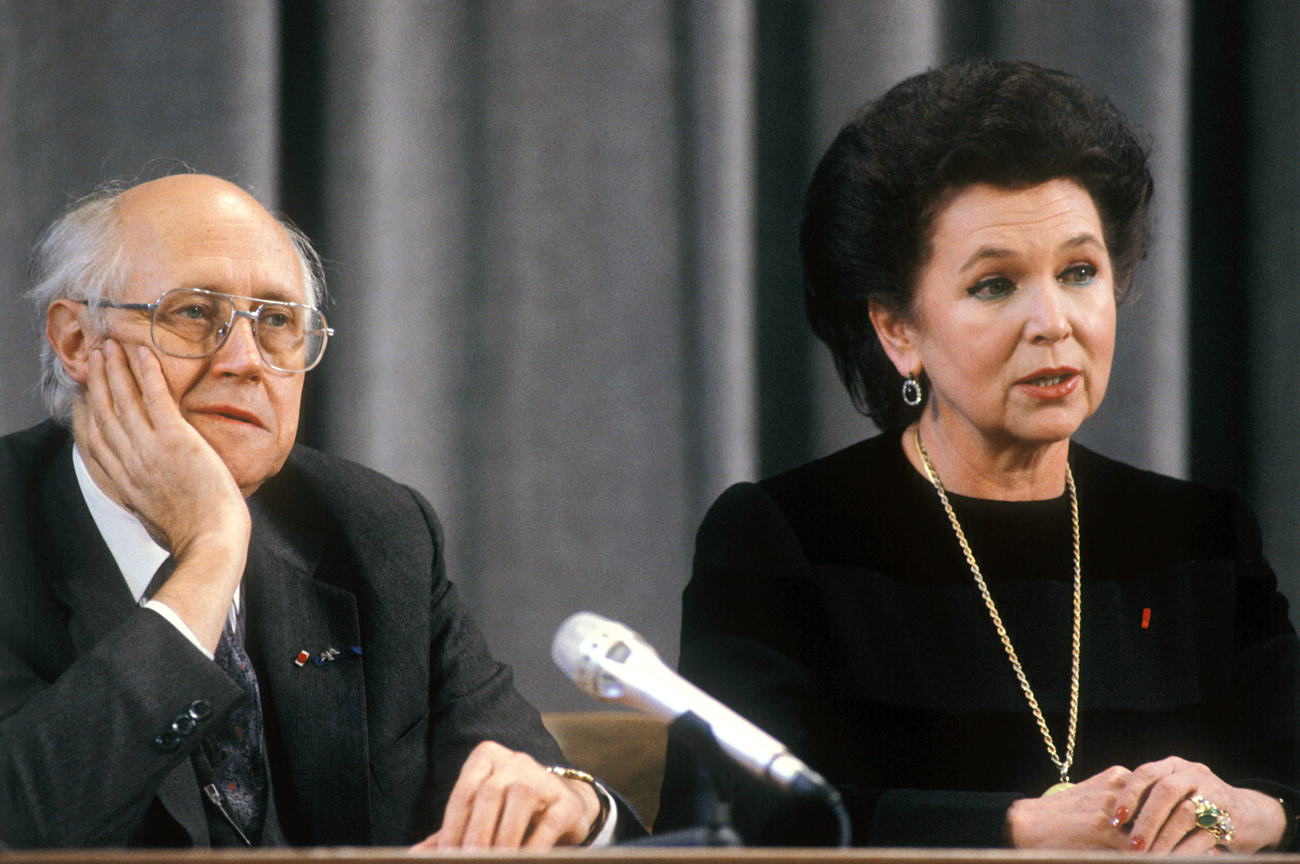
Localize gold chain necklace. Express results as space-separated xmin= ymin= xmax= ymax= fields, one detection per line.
xmin=914 ymin=428 xmax=1081 ymax=791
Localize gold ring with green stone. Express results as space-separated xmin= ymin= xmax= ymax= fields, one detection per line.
xmin=1190 ymin=794 xmax=1235 ymax=844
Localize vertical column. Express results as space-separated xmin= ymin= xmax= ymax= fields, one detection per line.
xmin=315 ymin=2 xmax=703 ymax=709
xmin=315 ymin=0 xmax=474 ymax=557
xmin=998 ymin=0 xmax=1192 ymax=477
xmin=807 ymin=0 xmax=945 ymax=457
xmin=1247 ymin=0 xmax=1300 ymax=611
xmin=464 ymin=2 xmax=692 ymax=707
xmin=0 ymin=5 xmax=36 ymax=431
xmin=0 ymin=2 xmax=278 ymax=435
xmin=681 ymin=0 xmax=758 ymax=512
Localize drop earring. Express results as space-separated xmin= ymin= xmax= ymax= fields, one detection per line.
xmin=902 ymin=375 xmax=923 ymax=407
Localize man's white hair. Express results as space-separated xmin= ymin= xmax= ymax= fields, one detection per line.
xmin=27 ymin=180 xmax=327 ymax=422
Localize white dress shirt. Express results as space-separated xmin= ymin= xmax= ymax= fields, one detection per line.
xmin=71 ymin=444 xmax=235 ymax=660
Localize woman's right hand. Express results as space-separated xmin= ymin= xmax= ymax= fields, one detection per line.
xmin=1007 ymin=758 xmax=1289 ymax=853
xmin=1006 ymin=766 xmax=1136 ymax=851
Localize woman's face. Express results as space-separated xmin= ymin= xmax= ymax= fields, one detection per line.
xmin=882 ymin=178 xmax=1116 ymax=449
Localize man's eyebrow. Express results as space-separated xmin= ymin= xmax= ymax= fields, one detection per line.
xmin=187 ymin=285 xmax=307 ymax=304
xmin=251 ymin=289 xmax=306 ymax=305
xmin=958 ymin=233 xmax=1104 ymax=273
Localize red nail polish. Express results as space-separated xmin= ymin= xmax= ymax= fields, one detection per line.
xmin=1129 ymin=834 xmax=1146 ymax=852
xmin=1112 ymin=806 xmax=1130 ymax=827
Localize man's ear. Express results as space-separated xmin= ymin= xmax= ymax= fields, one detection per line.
xmin=46 ymin=299 xmax=97 ymax=385
xmin=868 ymin=298 xmax=920 ymax=379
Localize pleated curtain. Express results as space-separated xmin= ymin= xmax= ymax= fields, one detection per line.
xmin=0 ymin=0 xmax=1292 ymax=709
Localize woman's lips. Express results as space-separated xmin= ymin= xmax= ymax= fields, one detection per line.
xmin=1015 ymin=368 xmax=1080 ymax=399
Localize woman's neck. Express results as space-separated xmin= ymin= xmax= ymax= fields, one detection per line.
xmin=902 ymin=418 xmax=1071 ymax=501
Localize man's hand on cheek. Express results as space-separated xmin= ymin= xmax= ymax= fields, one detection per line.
xmin=74 ymin=337 xmax=252 ymax=647
xmin=74 ymin=339 xmax=251 ymax=651
xmin=75 ymin=338 xmax=250 ymax=555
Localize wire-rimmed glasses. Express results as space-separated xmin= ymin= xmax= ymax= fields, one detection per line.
xmin=83 ymin=287 xmax=334 ymax=373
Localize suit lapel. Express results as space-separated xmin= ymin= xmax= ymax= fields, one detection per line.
xmin=38 ymin=443 xmax=138 ymax=654
xmin=246 ymin=489 xmax=372 ymax=845
xmin=38 ymin=443 xmax=210 ymax=845
xmin=37 ymin=440 xmax=374 ymax=845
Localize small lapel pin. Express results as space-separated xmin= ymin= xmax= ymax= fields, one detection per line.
xmin=294 ymin=647 xmax=362 ymax=667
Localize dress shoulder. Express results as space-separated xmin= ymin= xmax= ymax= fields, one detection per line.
xmin=1067 ymin=444 xmax=1258 ymax=571
xmin=693 ymin=481 xmax=809 ymax=578
xmin=759 ymin=432 xmax=903 ymax=517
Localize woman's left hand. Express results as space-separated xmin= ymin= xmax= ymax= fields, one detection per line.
xmin=1115 ymin=756 xmax=1287 ymax=853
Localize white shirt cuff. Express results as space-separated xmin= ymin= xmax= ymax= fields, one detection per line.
xmin=588 ymin=782 xmax=619 ymax=847
xmin=143 ymin=600 xmax=215 ymax=661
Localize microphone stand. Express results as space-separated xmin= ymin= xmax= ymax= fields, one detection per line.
xmin=626 ymin=711 xmax=853 ymax=848
xmin=624 ymin=712 xmax=742 ymax=847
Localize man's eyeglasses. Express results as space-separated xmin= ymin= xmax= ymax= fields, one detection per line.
xmin=79 ymin=287 xmax=334 ymax=373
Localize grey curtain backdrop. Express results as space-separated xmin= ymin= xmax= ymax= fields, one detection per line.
xmin=0 ymin=0 xmax=1293 ymax=711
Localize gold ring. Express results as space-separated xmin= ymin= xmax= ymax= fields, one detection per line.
xmin=1190 ymin=794 xmax=1235 ymax=844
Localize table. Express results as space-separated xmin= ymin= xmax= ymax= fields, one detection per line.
xmin=2 ymin=849 xmax=1292 ymax=864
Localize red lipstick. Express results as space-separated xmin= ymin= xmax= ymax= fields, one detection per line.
xmin=1015 ymin=367 xmax=1080 ymax=399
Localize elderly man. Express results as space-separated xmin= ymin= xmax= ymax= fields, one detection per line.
xmin=0 ymin=174 xmax=626 ymax=849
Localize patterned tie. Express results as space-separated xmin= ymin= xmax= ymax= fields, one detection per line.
xmin=203 ymin=614 xmax=269 ymax=845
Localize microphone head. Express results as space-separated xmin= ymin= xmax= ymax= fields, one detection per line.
xmin=552 ymin=611 xmax=658 ymax=701
xmin=551 ymin=611 xmax=607 ymax=682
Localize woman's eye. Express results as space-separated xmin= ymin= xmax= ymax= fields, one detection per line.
xmin=969 ymin=277 xmax=1015 ymax=298
xmin=1060 ymin=264 xmax=1097 ymax=285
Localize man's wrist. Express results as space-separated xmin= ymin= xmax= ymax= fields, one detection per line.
xmin=172 ymin=514 xmax=251 ymax=564
xmin=142 ymin=600 xmax=215 ymax=660
xmin=545 ymin=766 xmax=612 ymax=846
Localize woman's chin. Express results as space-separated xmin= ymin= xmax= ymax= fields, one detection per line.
xmin=1003 ymin=393 xmax=1100 ymax=444
xmin=1005 ymin=414 xmax=1090 ymax=446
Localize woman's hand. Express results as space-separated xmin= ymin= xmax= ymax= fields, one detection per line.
xmin=1113 ymin=756 xmax=1286 ymax=853
xmin=1006 ymin=766 xmax=1137 ymax=851
xmin=1007 ymin=758 xmax=1288 ymax=853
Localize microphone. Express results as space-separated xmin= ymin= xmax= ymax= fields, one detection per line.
xmin=551 ymin=611 xmax=829 ymax=794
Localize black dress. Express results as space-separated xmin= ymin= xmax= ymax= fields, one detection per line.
xmin=655 ymin=429 xmax=1300 ymax=847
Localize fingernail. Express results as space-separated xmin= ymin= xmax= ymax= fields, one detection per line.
xmin=1112 ymin=806 xmax=1130 ymax=828
xmin=1129 ymin=834 xmax=1146 ymax=852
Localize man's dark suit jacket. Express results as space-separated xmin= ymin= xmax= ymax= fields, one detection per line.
xmin=0 ymin=420 xmax=570 ymax=848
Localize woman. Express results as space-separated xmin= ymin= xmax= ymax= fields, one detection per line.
xmin=655 ymin=59 xmax=1299 ymax=852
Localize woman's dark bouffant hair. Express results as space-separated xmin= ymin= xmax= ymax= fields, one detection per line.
xmin=801 ymin=59 xmax=1154 ymax=430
